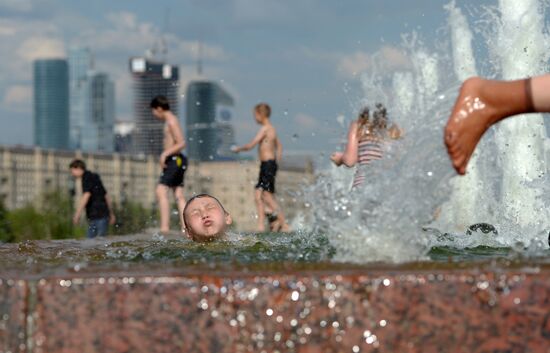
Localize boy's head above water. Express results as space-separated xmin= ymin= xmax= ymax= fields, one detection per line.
xmin=183 ymin=194 xmax=232 ymax=242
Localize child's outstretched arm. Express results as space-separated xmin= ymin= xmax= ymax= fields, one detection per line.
xmin=232 ymin=127 xmax=266 ymax=152
xmin=342 ymin=121 xmax=359 ymax=167
xmin=330 ymin=121 xmax=359 ymax=167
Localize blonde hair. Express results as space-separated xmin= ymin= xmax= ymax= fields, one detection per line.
xmin=255 ymin=103 xmax=271 ymax=118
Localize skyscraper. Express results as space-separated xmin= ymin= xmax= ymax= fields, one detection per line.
xmin=34 ymin=59 xmax=69 ymax=150
xmin=68 ymin=47 xmax=115 ymax=152
xmin=86 ymin=73 xmax=115 ymax=152
xmin=68 ymin=47 xmax=93 ymax=150
xmin=129 ymin=57 xmax=179 ymax=156
xmin=185 ymin=81 xmax=236 ymax=161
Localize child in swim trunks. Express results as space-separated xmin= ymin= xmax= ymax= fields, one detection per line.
xmin=150 ymin=95 xmax=188 ymax=234
xmin=182 ymin=194 xmax=233 ymax=242
xmin=232 ymin=103 xmax=290 ymax=232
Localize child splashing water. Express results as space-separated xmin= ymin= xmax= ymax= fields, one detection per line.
xmin=330 ymin=103 xmax=402 ymax=188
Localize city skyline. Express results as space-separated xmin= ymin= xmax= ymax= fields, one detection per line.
xmin=33 ymin=58 xmax=69 ymax=149
xmin=69 ymin=47 xmax=115 ymax=153
xmin=1 ymin=0 xmax=544 ymax=158
xmin=129 ymin=56 xmax=179 ymax=156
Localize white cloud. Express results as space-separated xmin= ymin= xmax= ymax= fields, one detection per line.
xmin=0 ymin=21 xmax=16 ymax=36
xmin=80 ymin=11 xmax=228 ymax=62
xmin=16 ymin=36 xmax=65 ymax=62
xmin=3 ymin=85 xmax=32 ymax=112
xmin=0 ymin=19 xmax=64 ymax=85
xmin=337 ymin=51 xmax=372 ymax=78
xmin=106 ymin=11 xmax=138 ymax=31
xmin=337 ymin=45 xmax=411 ymax=79
xmin=294 ymin=113 xmax=316 ymax=128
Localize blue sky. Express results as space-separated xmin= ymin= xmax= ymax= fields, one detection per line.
xmin=0 ymin=0 xmax=517 ymax=155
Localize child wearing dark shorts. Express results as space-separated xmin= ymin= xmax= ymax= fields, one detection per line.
xmin=256 ymin=159 xmax=278 ymax=193
xmin=159 ymin=153 xmax=188 ymax=187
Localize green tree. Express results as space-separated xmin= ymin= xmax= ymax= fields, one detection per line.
xmin=41 ymin=190 xmax=82 ymax=239
xmin=7 ymin=204 xmax=47 ymax=242
xmin=0 ymin=198 xmax=14 ymax=242
xmin=111 ymin=200 xmax=153 ymax=235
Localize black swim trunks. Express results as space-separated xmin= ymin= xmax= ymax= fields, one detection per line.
xmin=255 ymin=159 xmax=278 ymax=193
xmin=159 ymin=153 xmax=188 ymax=187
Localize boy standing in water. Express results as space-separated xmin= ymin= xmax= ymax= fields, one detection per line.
xmin=150 ymin=95 xmax=188 ymax=234
xmin=232 ymin=103 xmax=290 ymax=232
xmin=69 ymin=159 xmax=116 ymax=238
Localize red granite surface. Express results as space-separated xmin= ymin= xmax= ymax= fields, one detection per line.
xmin=23 ymin=269 xmax=550 ymax=353
xmin=0 ymin=279 xmax=27 ymax=353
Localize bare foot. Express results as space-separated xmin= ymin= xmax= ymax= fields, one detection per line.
xmin=256 ymin=223 xmax=266 ymax=233
xmin=444 ymin=77 xmax=499 ymax=175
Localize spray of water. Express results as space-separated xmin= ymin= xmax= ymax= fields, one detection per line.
xmin=298 ymin=0 xmax=549 ymax=263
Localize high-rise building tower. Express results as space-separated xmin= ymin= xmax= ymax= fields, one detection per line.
xmin=68 ymin=47 xmax=93 ymax=150
xmin=185 ymin=81 xmax=236 ymax=161
xmin=129 ymin=57 xmax=179 ymax=156
xmin=34 ymin=59 xmax=69 ymax=150
xmin=68 ymin=47 xmax=115 ymax=153
xmin=85 ymin=73 xmax=115 ymax=152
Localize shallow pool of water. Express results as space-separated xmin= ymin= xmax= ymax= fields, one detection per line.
xmin=1 ymin=231 xmax=549 ymax=278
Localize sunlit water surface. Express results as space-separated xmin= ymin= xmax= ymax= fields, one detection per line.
xmin=1 ymin=232 xmax=549 ymax=277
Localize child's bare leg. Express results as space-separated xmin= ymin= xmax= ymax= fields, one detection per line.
xmin=262 ymin=192 xmax=290 ymax=232
xmin=174 ymin=186 xmax=186 ymax=233
xmin=156 ymin=184 xmax=171 ymax=233
xmin=444 ymin=77 xmax=537 ymax=175
xmin=254 ymin=188 xmax=266 ymax=232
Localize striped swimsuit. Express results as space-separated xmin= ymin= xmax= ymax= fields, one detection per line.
xmin=351 ymin=135 xmax=384 ymax=188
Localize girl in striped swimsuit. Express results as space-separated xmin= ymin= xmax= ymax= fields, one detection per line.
xmin=330 ymin=104 xmax=402 ymax=188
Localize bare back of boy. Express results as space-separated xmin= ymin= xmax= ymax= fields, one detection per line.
xmin=163 ymin=113 xmax=182 ymax=153
xmin=257 ymin=125 xmax=279 ymax=161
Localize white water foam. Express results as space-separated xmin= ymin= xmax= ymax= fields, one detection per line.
xmin=297 ymin=0 xmax=549 ymax=263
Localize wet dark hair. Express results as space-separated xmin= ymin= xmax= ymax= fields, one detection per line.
xmin=150 ymin=95 xmax=170 ymax=110
xmin=356 ymin=106 xmax=370 ymax=138
xmin=373 ymin=103 xmax=388 ymax=129
xmin=182 ymin=193 xmax=227 ymax=229
xmin=69 ymin=159 xmax=86 ymax=170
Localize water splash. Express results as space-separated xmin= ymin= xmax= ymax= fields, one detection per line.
xmin=439 ymin=0 xmax=484 ymax=232
xmin=492 ymin=0 xmax=549 ymax=235
xmin=300 ymin=0 xmax=549 ymax=263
